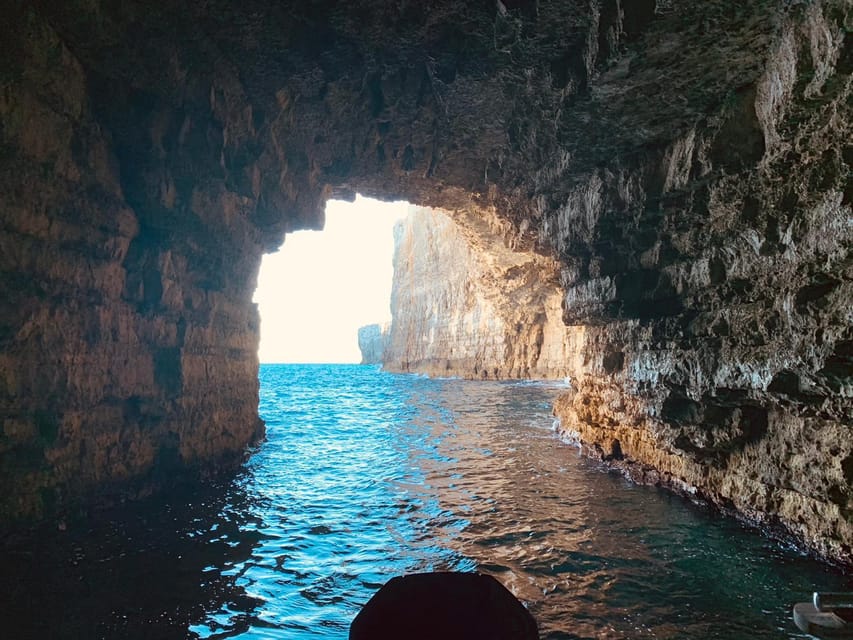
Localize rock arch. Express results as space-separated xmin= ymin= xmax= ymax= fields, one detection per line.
xmin=0 ymin=1 xmax=850 ymax=563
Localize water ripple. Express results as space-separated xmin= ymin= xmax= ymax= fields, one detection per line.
xmin=2 ymin=364 xmax=850 ymax=639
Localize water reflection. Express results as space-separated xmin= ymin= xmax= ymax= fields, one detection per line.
xmin=326 ymin=373 xmax=850 ymax=640
xmin=3 ymin=366 xmax=850 ymax=639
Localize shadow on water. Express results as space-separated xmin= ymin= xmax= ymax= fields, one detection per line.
xmin=0 ymin=475 xmax=266 ymax=640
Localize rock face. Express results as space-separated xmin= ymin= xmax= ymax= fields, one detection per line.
xmin=0 ymin=1 xmax=850 ymax=563
xmin=358 ymin=323 xmax=389 ymax=365
xmin=384 ymin=207 xmax=576 ymax=379
xmin=544 ymin=5 xmax=853 ymax=564
xmin=0 ymin=3 xmax=268 ymax=519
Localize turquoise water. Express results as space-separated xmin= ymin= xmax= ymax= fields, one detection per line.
xmin=2 ymin=364 xmax=849 ymax=638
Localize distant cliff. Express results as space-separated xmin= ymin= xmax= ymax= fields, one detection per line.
xmin=382 ymin=207 xmax=578 ymax=379
xmin=357 ymin=323 xmax=389 ymax=364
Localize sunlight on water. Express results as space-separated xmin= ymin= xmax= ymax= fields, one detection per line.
xmin=2 ymin=364 xmax=850 ymax=639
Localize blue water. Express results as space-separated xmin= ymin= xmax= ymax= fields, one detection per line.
xmin=2 ymin=364 xmax=850 ymax=639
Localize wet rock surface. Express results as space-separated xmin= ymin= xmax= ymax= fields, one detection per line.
xmin=0 ymin=1 xmax=850 ymax=562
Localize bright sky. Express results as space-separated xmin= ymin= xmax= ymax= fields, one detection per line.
xmin=253 ymin=195 xmax=409 ymax=363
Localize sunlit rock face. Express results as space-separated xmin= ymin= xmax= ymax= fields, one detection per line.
xmin=0 ymin=1 xmax=850 ymax=562
xmin=383 ymin=207 xmax=577 ymax=379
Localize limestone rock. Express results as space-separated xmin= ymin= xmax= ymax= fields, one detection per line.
xmin=357 ymin=323 xmax=389 ymax=365
xmin=0 ymin=0 xmax=849 ymax=565
xmin=383 ymin=206 xmax=576 ymax=379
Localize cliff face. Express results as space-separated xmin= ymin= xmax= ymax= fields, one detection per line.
xmin=0 ymin=1 xmax=850 ymax=562
xmin=357 ymin=323 xmax=389 ymax=365
xmin=384 ymin=207 xmax=577 ymax=379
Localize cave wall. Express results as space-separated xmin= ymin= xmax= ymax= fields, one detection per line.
xmin=0 ymin=0 xmax=850 ymax=562
xmin=0 ymin=6 xmax=266 ymax=517
xmin=545 ymin=5 xmax=853 ymax=564
xmin=383 ymin=206 xmax=577 ymax=379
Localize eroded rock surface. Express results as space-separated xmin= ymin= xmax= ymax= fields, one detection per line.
xmin=545 ymin=4 xmax=853 ymax=565
xmin=383 ymin=206 xmax=577 ymax=379
xmin=0 ymin=0 xmax=850 ymax=562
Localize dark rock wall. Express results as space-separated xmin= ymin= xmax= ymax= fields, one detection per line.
xmin=0 ymin=4 xmax=267 ymax=518
xmin=0 ymin=0 xmax=850 ymax=561
xmin=547 ymin=4 xmax=853 ymax=564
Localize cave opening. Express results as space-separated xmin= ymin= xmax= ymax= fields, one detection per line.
xmin=1 ymin=1 xmax=851 ymax=635
xmin=253 ymin=195 xmax=409 ymax=364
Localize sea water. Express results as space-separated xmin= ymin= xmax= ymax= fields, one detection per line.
xmin=2 ymin=364 xmax=849 ymax=639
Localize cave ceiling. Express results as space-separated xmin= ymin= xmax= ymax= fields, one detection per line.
xmin=21 ymin=0 xmax=782 ymax=252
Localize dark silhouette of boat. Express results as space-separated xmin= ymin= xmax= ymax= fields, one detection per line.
xmin=350 ymin=572 xmax=538 ymax=640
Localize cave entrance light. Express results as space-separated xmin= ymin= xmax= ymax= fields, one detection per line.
xmin=253 ymin=195 xmax=410 ymax=364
